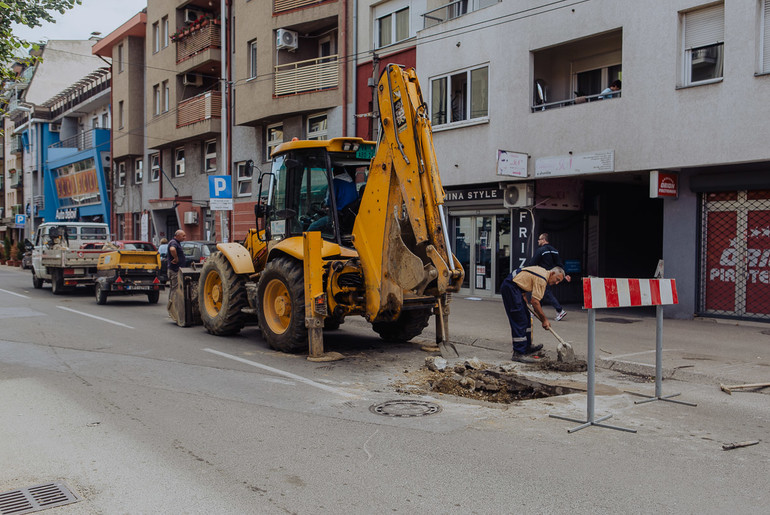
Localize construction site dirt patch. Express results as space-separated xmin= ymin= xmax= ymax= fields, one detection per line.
xmin=395 ymin=360 xmax=583 ymax=404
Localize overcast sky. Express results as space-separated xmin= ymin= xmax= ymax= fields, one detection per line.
xmin=12 ymin=0 xmax=148 ymax=44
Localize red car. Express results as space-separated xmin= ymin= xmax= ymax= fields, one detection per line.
xmin=111 ymin=240 xmax=158 ymax=252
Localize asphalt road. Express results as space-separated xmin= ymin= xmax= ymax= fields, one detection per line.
xmin=1 ymin=265 xmax=768 ymax=514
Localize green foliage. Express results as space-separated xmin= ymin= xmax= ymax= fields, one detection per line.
xmin=0 ymin=0 xmax=81 ymax=82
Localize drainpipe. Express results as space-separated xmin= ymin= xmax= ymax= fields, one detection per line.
xmin=352 ymin=0 xmax=357 ymax=138
xmin=342 ymin=0 xmax=348 ymax=136
xmin=220 ymin=0 xmax=231 ymax=242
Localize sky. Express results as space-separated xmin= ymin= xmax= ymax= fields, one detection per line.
xmin=12 ymin=0 xmax=148 ymax=44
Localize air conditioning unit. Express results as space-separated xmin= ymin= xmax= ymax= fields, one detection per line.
xmin=183 ymin=211 xmax=199 ymax=225
xmin=276 ymin=29 xmax=299 ymax=51
xmin=503 ymin=183 xmax=534 ymax=208
xmin=184 ymin=8 xmax=202 ymax=23
xmin=49 ymin=122 xmax=61 ymax=133
xmin=182 ymin=73 xmax=203 ymax=86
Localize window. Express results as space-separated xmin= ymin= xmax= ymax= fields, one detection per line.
xmin=762 ymin=0 xmax=770 ymax=73
xmin=204 ymin=140 xmax=217 ymax=173
xmin=135 ymin=158 xmax=143 ymax=184
xmin=150 ymin=153 xmax=160 ymax=182
xmin=307 ymin=114 xmax=327 ymax=140
xmin=118 ymin=101 xmax=124 ymax=129
xmin=162 ymin=80 xmax=170 ymax=112
xmin=162 ymin=16 xmax=169 ymax=48
xmin=430 ymin=65 xmax=489 ymax=126
xmin=117 ymin=44 xmax=124 ymax=73
xmin=248 ymin=39 xmax=257 ymax=79
xmin=266 ymin=124 xmax=283 ymax=161
xmin=175 ymin=147 xmax=185 ymax=177
xmin=153 ymin=84 xmax=160 ymax=115
xmin=682 ymin=3 xmax=724 ymax=85
xmin=102 ymin=112 xmax=109 ymax=128
xmin=236 ymin=161 xmax=253 ymax=197
xmin=153 ymin=22 xmax=160 ymax=53
xmin=92 ymin=116 xmax=99 ymax=128
xmin=575 ymin=64 xmax=622 ymax=97
xmin=377 ymin=7 xmax=409 ymax=48
xmin=117 ymin=162 xmax=126 ymax=187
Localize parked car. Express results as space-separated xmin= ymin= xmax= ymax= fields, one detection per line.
xmin=110 ymin=240 xmax=157 ymax=252
xmin=21 ymin=250 xmax=32 ymax=269
xmin=181 ymin=241 xmax=217 ymax=264
xmin=158 ymin=243 xmax=169 ymax=283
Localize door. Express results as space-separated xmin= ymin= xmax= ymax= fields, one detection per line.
xmin=452 ymin=213 xmax=510 ymax=296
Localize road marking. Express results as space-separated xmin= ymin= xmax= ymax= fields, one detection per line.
xmin=203 ymin=348 xmax=357 ymax=398
xmin=605 ymin=349 xmax=684 ymax=360
xmin=0 ymin=288 xmax=29 ymax=299
xmin=57 ymin=306 xmax=134 ymax=329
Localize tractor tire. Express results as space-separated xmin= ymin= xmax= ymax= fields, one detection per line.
xmin=51 ymin=269 xmax=65 ymax=295
xmin=256 ymin=256 xmax=307 ymax=353
xmin=147 ymin=290 xmax=160 ymax=304
xmin=199 ymin=252 xmax=248 ymax=336
xmin=95 ymin=281 xmax=108 ymax=305
xmin=372 ymin=308 xmax=433 ymax=342
xmin=32 ymin=270 xmax=43 ymax=289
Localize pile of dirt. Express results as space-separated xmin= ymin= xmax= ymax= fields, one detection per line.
xmin=395 ymin=359 xmax=582 ymax=404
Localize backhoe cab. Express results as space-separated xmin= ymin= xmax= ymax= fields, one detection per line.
xmin=189 ymin=65 xmax=464 ymax=357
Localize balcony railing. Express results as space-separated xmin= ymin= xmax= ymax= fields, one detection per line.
xmin=175 ymin=21 xmax=221 ymax=64
xmin=274 ymin=0 xmax=327 ymax=14
xmin=274 ymin=55 xmax=338 ymax=97
xmin=422 ymin=0 xmax=500 ymax=29
xmin=531 ymin=90 xmax=622 ymax=112
xmin=11 ymin=135 xmax=24 ymax=154
xmin=177 ymin=91 xmax=221 ymax=128
xmin=49 ymin=129 xmax=97 ymax=151
xmin=10 ymin=172 xmax=22 ymax=189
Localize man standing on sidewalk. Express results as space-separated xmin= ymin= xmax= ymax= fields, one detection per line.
xmin=167 ymin=229 xmax=187 ymax=323
xmin=501 ymin=265 xmax=565 ymax=363
xmin=526 ymin=233 xmax=572 ymax=321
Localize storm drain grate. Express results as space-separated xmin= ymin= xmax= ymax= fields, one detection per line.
xmin=369 ymin=400 xmax=442 ymax=417
xmin=596 ymin=317 xmax=642 ymax=324
xmin=0 ymin=482 xmax=79 ymax=515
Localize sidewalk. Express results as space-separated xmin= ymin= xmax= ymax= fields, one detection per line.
xmin=408 ymin=295 xmax=770 ymax=388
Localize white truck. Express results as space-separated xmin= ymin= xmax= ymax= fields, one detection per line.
xmin=31 ymin=222 xmax=110 ymax=294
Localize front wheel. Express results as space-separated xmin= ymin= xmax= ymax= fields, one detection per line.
xmin=256 ymin=256 xmax=307 ymax=353
xmin=199 ymin=252 xmax=248 ymax=335
xmin=372 ymin=308 xmax=433 ymax=342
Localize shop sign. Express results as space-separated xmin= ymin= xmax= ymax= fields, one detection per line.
xmin=445 ymin=187 xmax=503 ymax=203
xmin=535 ymin=149 xmax=614 ymax=178
xmin=56 ymin=208 xmax=78 ymax=221
xmin=497 ymin=150 xmax=528 ymax=178
xmin=512 ymin=209 xmax=533 ymax=268
xmin=650 ymin=170 xmax=678 ymax=198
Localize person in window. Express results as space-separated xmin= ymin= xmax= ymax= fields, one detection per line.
xmin=599 ymin=79 xmax=621 ymax=99
xmin=308 ymin=167 xmax=358 ymax=232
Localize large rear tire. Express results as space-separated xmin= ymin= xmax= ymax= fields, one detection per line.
xmin=51 ymin=269 xmax=65 ymax=295
xmin=256 ymin=256 xmax=307 ymax=353
xmin=199 ymin=252 xmax=248 ymax=335
xmin=372 ymin=308 xmax=433 ymax=342
xmin=95 ymin=281 xmax=108 ymax=305
xmin=32 ymin=270 xmax=43 ymax=289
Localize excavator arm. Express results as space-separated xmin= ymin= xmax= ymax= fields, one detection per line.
xmin=352 ymin=65 xmax=464 ymax=324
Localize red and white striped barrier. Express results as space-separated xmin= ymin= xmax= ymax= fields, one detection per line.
xmin=583 ymin=278 xmax=678 ymax=309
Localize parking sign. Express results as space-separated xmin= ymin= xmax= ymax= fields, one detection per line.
xmin=15 ymin=214 xmax=26 ymax=227
xmin=209 ymin=176 xmax=233 ymax=211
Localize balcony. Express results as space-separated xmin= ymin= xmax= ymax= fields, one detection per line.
xmin=10 ymin=171 xmax=22 ymax=189
xmin=11 ymin=204 xmax=23 ymax=216
xmin=177 ymin=91 xmax=221 ymax=128
xmin=11 ymin=135 xmax=24 ymax=154
xmin=274 ymin=0 xmax=328 ymax=15
xmin=274 ymin=55 xmax=338 ymax=97
xmin=174 ymin=20 xmax=221 ymax=64
xmin=422 ymin=0 xmax=500 ymax=29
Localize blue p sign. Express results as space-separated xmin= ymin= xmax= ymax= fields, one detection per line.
xmin=209 ymin=175 xmax=232 ymax=199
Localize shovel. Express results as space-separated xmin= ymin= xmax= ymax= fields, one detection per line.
xmin=527 ymin=304 xmax=575 ymax=363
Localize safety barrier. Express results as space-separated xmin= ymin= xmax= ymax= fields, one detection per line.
xmin=551 ymin=277 xmax=695 ymax=434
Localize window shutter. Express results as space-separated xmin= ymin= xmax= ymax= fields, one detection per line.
xmin=764 ymin=0 xmax=770 ymax=72
xmin=684 ymin=3 xmax=725 ymax=50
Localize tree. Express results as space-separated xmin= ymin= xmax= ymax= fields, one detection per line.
xmin=0 ymin=0 xmax=81 ymax=82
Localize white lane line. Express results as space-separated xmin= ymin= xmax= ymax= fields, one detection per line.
xmin=203 ymin=348 xmax=357 ymax=398
xmin=604 ymin=349 xmax=684 ymax=360
xmin=57 ymin=306 xmax=134 ymax=329
xmin=0 ymin=288 xmax=29 ymax=299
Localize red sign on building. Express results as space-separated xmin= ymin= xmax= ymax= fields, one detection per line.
xmin=650 ymin=171 xmax=678 ymax=198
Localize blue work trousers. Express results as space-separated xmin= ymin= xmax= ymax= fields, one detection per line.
xmin=500 ymin=275 xmax=531 ymax=354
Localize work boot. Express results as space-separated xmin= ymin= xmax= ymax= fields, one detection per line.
xmin=512 ymin=351 xmax=541 ymax=363
xmin=523 ymin=343 xmax=543 ymax=355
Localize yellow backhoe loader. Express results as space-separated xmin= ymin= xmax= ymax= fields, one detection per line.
xmin=175 ymin=65 xmax=464 ymax=357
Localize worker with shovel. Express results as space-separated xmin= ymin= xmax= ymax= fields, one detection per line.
xmin=501 ymin=265 xmax=565 ymax=363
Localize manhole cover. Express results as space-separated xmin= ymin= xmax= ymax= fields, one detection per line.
xmin=596 ymin=317 xmax=641 ymax=324
xmin=0 ymin=482 xmax=79 ymax=515
xmin=369 ymin=400 xmax=442 ymax=417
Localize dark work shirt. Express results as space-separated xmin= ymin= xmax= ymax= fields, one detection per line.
xmin=525 ymin=244 xmax=564 ymax=270
xmin=167 ymin=238 xmax=186 ymax=271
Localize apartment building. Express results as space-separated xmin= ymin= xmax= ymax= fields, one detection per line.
xmin=417 ymin=0 xmax=770 ymax=321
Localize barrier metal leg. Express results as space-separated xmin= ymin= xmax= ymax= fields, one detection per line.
xmin=550 ymin=309 xmax=636 ymax=433
xmin=628 ymin=306 xmax=697 ymax=407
